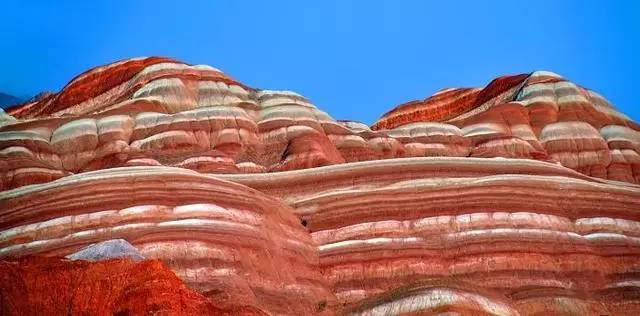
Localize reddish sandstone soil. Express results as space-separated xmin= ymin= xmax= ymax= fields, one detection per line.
xmin=0 ymin=256 xmax=267 ymax=316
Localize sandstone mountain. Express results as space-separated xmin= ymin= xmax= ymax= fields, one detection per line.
xmin=1 ymin=57 xmax=639 ymax=315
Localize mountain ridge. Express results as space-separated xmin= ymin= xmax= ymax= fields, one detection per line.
xmin=1 ymin=56 xmax=639 ymax=315
xmin=2 ymin=56 xmax=638 ymax=185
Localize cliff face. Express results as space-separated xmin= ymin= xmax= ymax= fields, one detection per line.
xmin=1 ymin=57 xmax=639 ymax=315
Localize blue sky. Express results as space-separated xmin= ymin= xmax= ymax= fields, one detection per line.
xmin=1 ymin=1 xmax=638 ymax=123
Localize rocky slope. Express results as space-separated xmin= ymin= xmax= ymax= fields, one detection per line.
xmin=1 ymin=57 xmax=639 ymax=315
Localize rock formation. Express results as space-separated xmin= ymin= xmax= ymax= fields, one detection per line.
xmin=66 ymin=239 xmax=145 ymax=261
xmin=1 ymin=57 xmax=639 ymax=315
xmin=0 ymin=256 xmax=264 ymax=315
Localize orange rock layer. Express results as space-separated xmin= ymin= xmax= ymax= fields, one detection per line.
xmin=0 ymin=168 xmax=335 ymax=315
xmin=372 ymin=73 xmax=530 ymax=130
xmin=0 ymin=256 xmax=264 ymax=315
xmin=1 ymin=58 xmax=639 ymax=315
xmin=2 ymin=63 xmax=639 ymax=189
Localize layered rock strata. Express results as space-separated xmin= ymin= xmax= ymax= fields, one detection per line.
xmin=1 ymin=57 xmax=639 ymax=315
xmin=219 ymin=157 xmax=640 ymax=315
xmin=0 ymin=256 xmax=264 ymax=315
xmin=3 ymin=60 xmax=639 ymax=190
xmin=0 ymin=167 xmax=335 ymax=315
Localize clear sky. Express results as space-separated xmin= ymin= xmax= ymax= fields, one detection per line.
xmin=1 ymin=1 xmax=638 ymax=123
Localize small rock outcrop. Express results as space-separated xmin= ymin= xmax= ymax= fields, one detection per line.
xmin=66 ymin=239 xmax=145 ymax=261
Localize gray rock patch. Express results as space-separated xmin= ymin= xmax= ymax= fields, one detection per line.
xmin=66 ymin=239 xmax=145 ymax=261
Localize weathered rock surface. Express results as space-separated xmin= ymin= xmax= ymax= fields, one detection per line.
xmin=3 ymin=64 xmax=639 ymax=189
xmin=220 ymin=158 xmax=640 ymax=315
xmin=1 ymin=57 xmax=639 ymax=315
xmin=66 ymin=239 xmax=145 ymax=261
xmin=0 ymin=167 xmax=335 ymax=315
xmin=0 ymin=256 xmax=265 ymax=315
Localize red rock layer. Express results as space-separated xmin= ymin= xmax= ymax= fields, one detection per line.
xmin=7 ymin=57 xmax=174 ymax=118
xmin=3 ymin=60 xmax=636 ymax=189
xmin=0 ymin=167 xmax=336 ymax=315
xmin=1 ymin=58 xmax=640 ymax=315
xmin=370 ymin=70 xmax=640 ymax=182
xmin=219 ymin=157 xmax=640 ymax=315
xmin=6 ymin=57 xmax=246 ymax=118
xmin=0 ymin=256 xmax=262 ymax=315
xmin=373 ymin=87 xmax=481 ymax=129
xmin=1 ymin=60 xmax=639 ymax=188
xmin=371 ymin=74 xmax=529 ymax=130
xmin=52 ymin=57 xmax=179 ymax=113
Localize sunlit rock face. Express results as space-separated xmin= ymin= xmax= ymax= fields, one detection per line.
xmin=220 ymin=158 xmax=640 ymax=315
xmin=372 ymin=71 xmax=640 ymax=182
xmin=1 ymin=57 xmax=640 ymax=315
xmin=0 ymin=256 xmax=265 ymax=315
xmin=4 ymin=63 xmax=638 ymax=188
xmin=0 ymin=168 xmax=334 ymax=315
